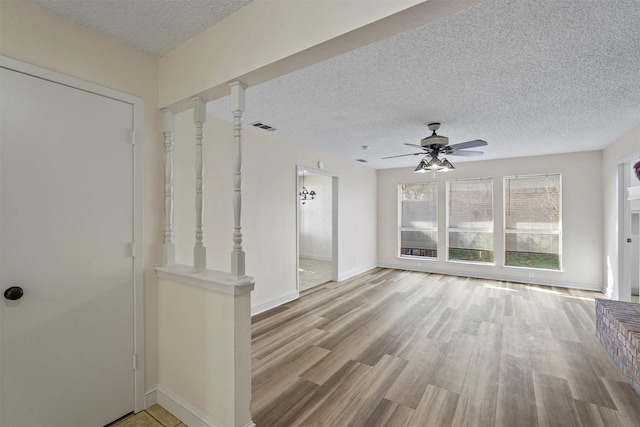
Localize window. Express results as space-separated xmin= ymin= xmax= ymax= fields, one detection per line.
xmin=399 ymin=182 xmax=438 ymax=258
xmin=504 ymin=174 xmax=561 ymax=270
xmin=447 ymin=178 xmax=494 ymax=263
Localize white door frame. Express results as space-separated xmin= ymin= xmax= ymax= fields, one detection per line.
xmin=296 ymin=165 xmax=339 ymax=291
xmin=617 ymin=150 xmax=640 ymax=302
xmin=0 ymin=56 xmax=145 ymax=413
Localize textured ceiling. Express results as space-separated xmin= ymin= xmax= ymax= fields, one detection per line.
xmin=25 ymin=0 xmax=253 ymax=57
xmin=27 ymin=0 xmax=640 ymax=169
xmin=207 ymin=0 xmax=640 ymax=169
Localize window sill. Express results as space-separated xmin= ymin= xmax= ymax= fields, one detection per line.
xmin=502 ymin=265 xmax=563 ymax=273
xmin=398 ymin=255 xmax=438 ymax=262
xmin=446 ymin=259 xmax=496 ymax=267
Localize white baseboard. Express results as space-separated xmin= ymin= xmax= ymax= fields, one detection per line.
xmin=377 ymin=262 xmax=604 ymax=292
xmin=338 ymin=264 xmax=378 ymax=282
xmin=144 ymin=387 xmax=158 ymax=408
xmin=251 ymin=290 xmax=299 ymax=316
xmin=144 ymin=386 xmax=254 ymax=427
xmin=299 ymin=253 xmax=332 ymax=262
xmin=156 ymin=386 xmax=222 ymax=427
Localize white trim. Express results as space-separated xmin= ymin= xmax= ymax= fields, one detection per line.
xmin=156 ymin=264 xmax=255 ymax=295
xmin=299 ymin=254 xmax=333 ymax=262
xmin=0 ymin=55 xmax=146 ymax=413
xmin=338 ymin=264 xmax=378 ymax=282
xmin=144 ymin=388 xmax=158 ymax=408
xmin=0 ymin=56 xmax=141 ymax=106
xmin=147 ymin=386 xmax=255 ymax=427
xmin=617 ymin=150 xmax=640 ymax=301
xmin=296 ymin=165 xmax=340 ymax=292
xmin=377 ymin=262 xmax=604 ymax=292
xmin=252 ymin=290 xmax=299 ymax=316
xmin=131 ymin=70 xmax=146 ymax=416
xmin=156 ymin=386 xmax=222 ymax=427
xmin=617 ymin=149 xmax=640 ymax=166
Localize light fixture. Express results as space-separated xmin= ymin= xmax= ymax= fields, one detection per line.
xmin=414 ymin=154 xmax=455 ymax=173
xmin=299 ymin=170 xmax=316 ymax=204
xmin=414 ymin=159 xmax=428 ymax=173
xmin=440 ymin=158 xmax=455 ymax=171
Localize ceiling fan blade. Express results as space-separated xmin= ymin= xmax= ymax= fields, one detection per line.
xmin=382 ymin=152 xmax=424 ymax=159
xmin=404 ymin=143 xmax=427 ymax=150
xmin=449 ymin=150 xmax=484 ymax=157
xmin=447 ymin=139 xmax=487 ymax=151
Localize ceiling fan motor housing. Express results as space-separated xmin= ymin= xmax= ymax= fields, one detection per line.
xmin=421 ymin=134 xmax=449 ymax=148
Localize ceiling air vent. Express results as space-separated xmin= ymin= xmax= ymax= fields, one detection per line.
xmin=249 ymin=122 xmax=276 ymax=132
xmin=355 ymin=159 xmax=368 ymax=163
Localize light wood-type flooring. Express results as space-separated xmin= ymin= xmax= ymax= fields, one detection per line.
xmin=251 ymin=268 xmax=640 ymax=426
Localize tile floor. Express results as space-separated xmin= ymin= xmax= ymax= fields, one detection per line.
xmin=298 ymin=257 xmax=332 ymax=291
xmin=112 ymin=405 xmax=183 ymax=427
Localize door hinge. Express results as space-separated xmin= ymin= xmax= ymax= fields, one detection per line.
xmin=133 ymin=354 xmax=137 ymax=371
xmin=130 ymin=242 xmax=137 ymax=258
xmin=131 ymin=130 xmax=136 ymax=146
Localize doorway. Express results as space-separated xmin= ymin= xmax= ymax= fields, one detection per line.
xmin=632 ymin=212 xmax=640 ymax=302
xmin=0 ymin=58 xmax=144 ymax=426
xmin=297 ymin=166 xmax=338 ymax=292
xmin=618 ymin=153 xmax=640 ymax=303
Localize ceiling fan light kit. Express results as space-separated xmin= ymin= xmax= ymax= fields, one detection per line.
xmin=383 ymin=122 xmax=487 ymax=173
xmin=414 ymin=156 xmax=455 ymax=173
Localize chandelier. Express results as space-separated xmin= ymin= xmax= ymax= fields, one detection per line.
xmin=299 ymin=171 xmax=316 ymax=204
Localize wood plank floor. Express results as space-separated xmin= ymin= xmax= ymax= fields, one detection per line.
xmin=251 ymin=268 xmax=640 ymax=426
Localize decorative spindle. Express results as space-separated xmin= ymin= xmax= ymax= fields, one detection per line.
xmin=161 ymin=109 xmax=176 ymax=265
xmin=230 ymin=81 xmax=247 ymax=278
xmin=193 ymin=97 xmax=207 ymax=271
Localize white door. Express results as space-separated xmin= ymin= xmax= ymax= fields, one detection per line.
xmin=1 ymin=67 xmax=135 ymax=426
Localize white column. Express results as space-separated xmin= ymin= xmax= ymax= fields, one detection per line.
xmin=161 ymin=109 xmax=176 ymax=266
xmin=162 ymin=108 xmax=176 ymax=265
xmin=193 ymin=97 xmax=207 ymax=271
xmin=230 ymin=81 xmax=247 ymax=278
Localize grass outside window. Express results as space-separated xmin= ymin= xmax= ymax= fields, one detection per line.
xmin=505 ymin=251 xmax=559 ymax=269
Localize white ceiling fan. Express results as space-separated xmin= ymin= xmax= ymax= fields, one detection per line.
xmin=383 ymin=123 xmax=488 ymax=172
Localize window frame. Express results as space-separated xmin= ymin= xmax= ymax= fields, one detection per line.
xmin=398 ymin=181 xmax=439 ymax=260
xmin=503 ymin=173 xmax=563 ymax=271
xmin=445 ymin=177 xmax=495 ymax=265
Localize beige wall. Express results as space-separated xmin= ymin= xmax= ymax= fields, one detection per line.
xmin=173 ymin=113 xmax=377 ymax=312
xmin=158 ymin=278 xmax=251 ymax=426
xmin=602 ymin=124 xmax=640 ymax=299
xmin=377 ymin=151 xmax=604 ymax=290
xmin=1 ymin=0 xmax=163 ymax=390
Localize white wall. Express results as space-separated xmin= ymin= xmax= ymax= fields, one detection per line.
xmin=378 ymin=151 xmax=604 ymax=290
xmin=174 ymin=113 xmax=377 ymax=313
xmin=603 ymin=124 xmax=640 ymax=299
xmin=299 ymin=174 xmax=333 ymax=260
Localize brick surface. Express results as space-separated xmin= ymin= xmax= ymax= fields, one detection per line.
xmin=595 ymin=299 xmax=640 ymax=395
